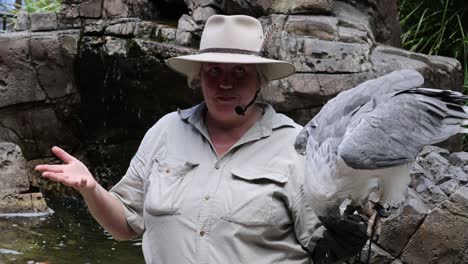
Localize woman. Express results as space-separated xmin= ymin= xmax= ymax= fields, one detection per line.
xmin=35 ymin=15 xmax=366 ymax=263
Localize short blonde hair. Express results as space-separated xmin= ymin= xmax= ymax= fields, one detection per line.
xmin=187 ymin=64 xmax=270 ymax=91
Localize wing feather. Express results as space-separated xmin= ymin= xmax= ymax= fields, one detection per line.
xmin=312 ymin=70 xmax=424 ymax=142
xmin=338 ymin=89 xmax=468 ymax=170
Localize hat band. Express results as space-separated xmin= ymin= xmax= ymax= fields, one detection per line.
xmin=199 ymin=48 xmax=267 ymax=57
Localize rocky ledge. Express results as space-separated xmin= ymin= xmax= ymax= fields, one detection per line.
xmin=0 ymin=142 xmax=51 ymax=217
xmin=361 ymin=146 xmax=468 ymax=264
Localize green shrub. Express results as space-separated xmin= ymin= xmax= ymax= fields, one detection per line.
xmin=399 ymin=0 xmax=467 ymax=87
xmin=1 ymin=0 xmax=60 ymax=13
xmin=399 ymin=0 xmax=466 ymax=81
xmin=399 ymin=0 xmax=468 ymax=149
xmin=398 ymin=0 xmax=466 ymax=58
xmin=0 ymin=0 xmax=61 ymax=30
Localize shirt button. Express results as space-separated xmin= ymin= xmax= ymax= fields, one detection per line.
xmin=214 ymin=163 xmax=220 ymax=169
xmin=204 ymin=195 xmax=210 ymax=201
xmin=200 ymin=230 xmax=205 ymax=236
xmin=165 ymin=169 xmax=170 ymax=173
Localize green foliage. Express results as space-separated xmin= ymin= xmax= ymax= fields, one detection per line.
xmin=398 ymin=0 xmax=466 ymax=59
xmin=1 ymin=0 xmax=60 ymax=14
xmin=461 ymin=31 xmax=468 ymax=90
xmin=398 ymin=0 xmax=467 ymax=86
xmin=22 ymin=0 xmax=61 ymax=13
xmin=399 ymin=0 xmax=468 ymax=149
xmin=399 ymin=0 xmax=467 ymax=92
xmin=0 ymin=0 xmax=61 ymax=30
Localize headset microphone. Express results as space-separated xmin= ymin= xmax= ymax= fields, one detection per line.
xmin=234 ymin=90 xmax=260 ymax=116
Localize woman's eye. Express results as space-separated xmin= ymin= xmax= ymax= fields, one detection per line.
xmin=207 ymin=67 xmax=221 ymax=77
xmin=233 ymin=67 xmax=246 ymax=79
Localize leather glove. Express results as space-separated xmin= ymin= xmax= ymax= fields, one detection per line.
xmin=312 ymin=214 xmax=368 ymax=264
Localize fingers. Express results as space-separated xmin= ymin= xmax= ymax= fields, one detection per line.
xmin=51 ymin=146 xmax=76 ymax=164
xmin=41 ymin=171 xmax=66 ymax=183
xmin=41 ymin=171 xmax=87 ymax=189
xmin=34 ymin=164 xmax=64 ymax=173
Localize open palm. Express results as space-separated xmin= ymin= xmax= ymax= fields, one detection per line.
xmin=35 ymin=146 xmax=97 ymax=192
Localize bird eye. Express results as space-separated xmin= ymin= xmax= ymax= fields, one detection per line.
xmin=307 ymin=122 xmax=317 ymax=129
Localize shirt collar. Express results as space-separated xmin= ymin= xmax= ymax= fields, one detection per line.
xmin=177 ymin=101 xmax=297 ymax=138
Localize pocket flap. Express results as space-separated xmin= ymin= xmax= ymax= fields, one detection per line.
xmin=231 ymin=166 xmax=288 ymax=184
xmin=154 ymin=156 xmax=199 ymax=166
xmin=153 ymin=156 xmax=199 ymax=177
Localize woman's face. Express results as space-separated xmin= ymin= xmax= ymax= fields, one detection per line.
xmin=200 ymin=63 xmax=260 ymax=124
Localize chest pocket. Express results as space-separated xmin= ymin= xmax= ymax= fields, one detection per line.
xmin=221 ymin=166 xmax=288 ymax=227
xmin=145 ymin=156 xmax=199 ymax=216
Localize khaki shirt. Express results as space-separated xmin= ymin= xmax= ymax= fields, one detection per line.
xmin=110 ymin=103 xmax=324 ymax=264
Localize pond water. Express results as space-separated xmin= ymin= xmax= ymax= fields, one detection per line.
xmin=0 ymin=197 xmax=144 ymax=264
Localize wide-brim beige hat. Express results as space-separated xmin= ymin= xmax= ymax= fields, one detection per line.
xmin=166 ymin=15 xmax=296 ymax=81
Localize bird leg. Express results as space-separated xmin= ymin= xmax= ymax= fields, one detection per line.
xmin=367 ymin=210 xmax=381 ymax=241
xmin=342 ymin=200 xmax=389 ymax=242
xmin=342 ymin=200 xmax=389 ymax=241
xmin=343 ymin=201 xmax=374 ymax=220
xmin=356 ymin=202 xmax=375 ymax=219
xmin=366 ymin=202 xmax=389 ymax=241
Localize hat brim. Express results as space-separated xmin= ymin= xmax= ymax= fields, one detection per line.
xmin=166 ymin=53 xmax=296 ymax=81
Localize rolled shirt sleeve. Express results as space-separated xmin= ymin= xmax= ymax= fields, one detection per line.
xmin=109 ymin=116 xmax=169 ymax=236
xmin=286 ymin=151 xmax=326 ymax=253
xmin=110 ymin=149 xmax=147 ymax=235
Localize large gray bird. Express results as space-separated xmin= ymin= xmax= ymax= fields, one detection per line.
xmin=294 ymin=69 xmax=468 ymax=239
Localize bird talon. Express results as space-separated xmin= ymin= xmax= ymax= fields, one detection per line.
xmin=374 ymin=202 xmax=391 ymax=218
xmin=344 ymin=204 xmax=358 ymax=216
xmin=366 ymin=211 xmax=376 ymax=238
xmin=366 ymin=210 xmax=382 ymax=242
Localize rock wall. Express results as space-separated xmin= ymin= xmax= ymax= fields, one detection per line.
xmin=1 ymin=0 xmax=463 ymax=182
xmin=0 ymin=0 xmax=466 ymax=262
xmin=360 ymin=146 xmax=468 ymax=263
xmin=0 ymin=142 xmax=49 ymax=215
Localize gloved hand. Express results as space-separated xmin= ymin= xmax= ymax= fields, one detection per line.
xmin=312 ymin=214 xmax=368 ymax=264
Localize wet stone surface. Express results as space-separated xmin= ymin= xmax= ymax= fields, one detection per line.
xmin=0 ymin=198 xmax=143 ymax=264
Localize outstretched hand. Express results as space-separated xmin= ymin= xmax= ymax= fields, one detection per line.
xmin=35 ymin=146 xmax=97 ymax=193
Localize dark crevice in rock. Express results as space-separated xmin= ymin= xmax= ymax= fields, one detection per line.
xmin=461 ymin=246 xmax=468 ymax=263
xmin=152 ymin=0 xmax=189 ymax=22
xmin=241 ymin=0 xmax=262 ymax=17
xmin=0 ymin=121 xmax=23 ymax=141
xmin=18 ymin=185 xmax=41 ymax=194
xmin=368 ymin=46 xmax=377 ymax=71
xmin=314 ymin=74 xmax=328 ymax=105
xmin=205 ymin=3 xmax=223 ymax=14
xmin=108 ymin=18 xmax=142 ymax=25
xmin=28 ymin=34 xmax=52 ymax=101
xmin=0 ymin=101 xmax=56 ymax=113
xmin=448 ymin=211 xmax=468 ymax=219
xmin=317 ymin=70 xmax=364 ymax=74
xmin=104 ymin=32 xmax=137 ymax=39
xmin=397 ymin=212 xmax=428 ymax=259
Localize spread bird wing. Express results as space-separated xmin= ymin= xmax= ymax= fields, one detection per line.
xmin=338 ymin=88 xmax=468 ymax=170
xmin=296 ymin=70 xmax=468 ymax=227
xmin=295 ymin=70 xmax=425 ymax=152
